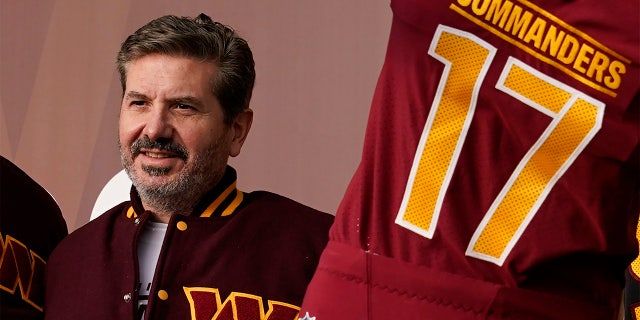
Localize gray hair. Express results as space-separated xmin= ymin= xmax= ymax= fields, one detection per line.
xmin=116 ymin=13 xmax=255 ymax=124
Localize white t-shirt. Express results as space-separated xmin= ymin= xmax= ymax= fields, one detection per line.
xmin=136 ymin=221 xmax=167 ymax=319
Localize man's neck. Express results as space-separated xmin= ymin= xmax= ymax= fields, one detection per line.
xmin=140 ymin=198 xmax=196 ymax=223
xmin=150 ymin=211 xmax=172 ymax=223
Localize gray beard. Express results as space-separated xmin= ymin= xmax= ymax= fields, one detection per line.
xmin=120 ymin=139 xmax=228 ymax=216
xmin=134 ymin=162 xmax=209 ymax=216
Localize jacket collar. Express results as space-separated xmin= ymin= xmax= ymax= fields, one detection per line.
xmin=127 ymin=166 xmax=244 ymax=219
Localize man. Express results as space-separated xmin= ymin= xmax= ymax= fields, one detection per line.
xmin=0 ymin=156 xmax=68 ymax=319
xmin=45 ymin=14 xmax=333 ymax=320
xmin=299 ymin=0 xmax=639 ymax=319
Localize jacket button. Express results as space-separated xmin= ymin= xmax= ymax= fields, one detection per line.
xmin=158 ymin=290 xmax=169 ymax=300
xmin=134 ymin=218 xmax=141 ymax=225
xmin=176 ymin=221 xmax=188 ymax=231
xmin=123 ymin=293 xmax=132 ymax=302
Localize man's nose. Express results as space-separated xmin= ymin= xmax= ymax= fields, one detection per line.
xmin=142 ymin=107 xmax=173 ymax=140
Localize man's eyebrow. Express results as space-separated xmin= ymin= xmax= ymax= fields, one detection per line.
xmin=123 ymin=92 xmax=203 ymax=106
xmin=170 ymin=96 xmax=203 ymax=106
xmin=124 ymin=91 xmax=149 ymax=100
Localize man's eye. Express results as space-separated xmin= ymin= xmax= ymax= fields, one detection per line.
xmin=176 ymin=103 xmax=194 ymax=110
xmin=131 ymin=101 xmax=146 ymax=106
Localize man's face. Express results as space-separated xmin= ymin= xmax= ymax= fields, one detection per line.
xmin=118 ymin=54 xmax=232 ymax=214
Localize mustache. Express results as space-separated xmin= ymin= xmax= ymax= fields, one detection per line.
xmin=131 ymin=136 xmax=188 ymax=160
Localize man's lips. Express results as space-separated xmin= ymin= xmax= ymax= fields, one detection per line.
xmin=130 ymin=136 xmax=189 ymax=161
xmin=140 ymin=149 xmax=177 ymax=159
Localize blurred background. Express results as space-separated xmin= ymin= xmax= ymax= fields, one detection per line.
xmin=0 ymin=0 xmax=392 ymax=230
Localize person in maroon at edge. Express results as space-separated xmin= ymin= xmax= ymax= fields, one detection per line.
xmin=299 ymin=0 xmax=639 ymax=319
xmin=44 ymin=13 xmax=333 ymax=320
xmin=0 ymin=156 xmax=68 ymax=320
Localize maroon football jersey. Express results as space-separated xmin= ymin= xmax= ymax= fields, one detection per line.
xmin=626 ymin=221 xmax=640 ymax=319
xmin=301 ymin=0 xmax=639 ymax=319
xmin=0 ymin=156 xmax=68 ymax=319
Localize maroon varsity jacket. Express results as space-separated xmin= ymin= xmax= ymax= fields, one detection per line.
xmin=44 ymin=166 xmax=333 ymax=320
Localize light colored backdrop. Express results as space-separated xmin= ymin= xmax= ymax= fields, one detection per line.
xmin=0 ymin=1 xmax=391 ymax=230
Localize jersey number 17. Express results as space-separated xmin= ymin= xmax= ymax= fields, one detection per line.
xmin=395 ymin=25 xmax=604 ymax=266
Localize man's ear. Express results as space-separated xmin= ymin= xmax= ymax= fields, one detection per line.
xmin=229 ymin=108 xmax=253 ymax=157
